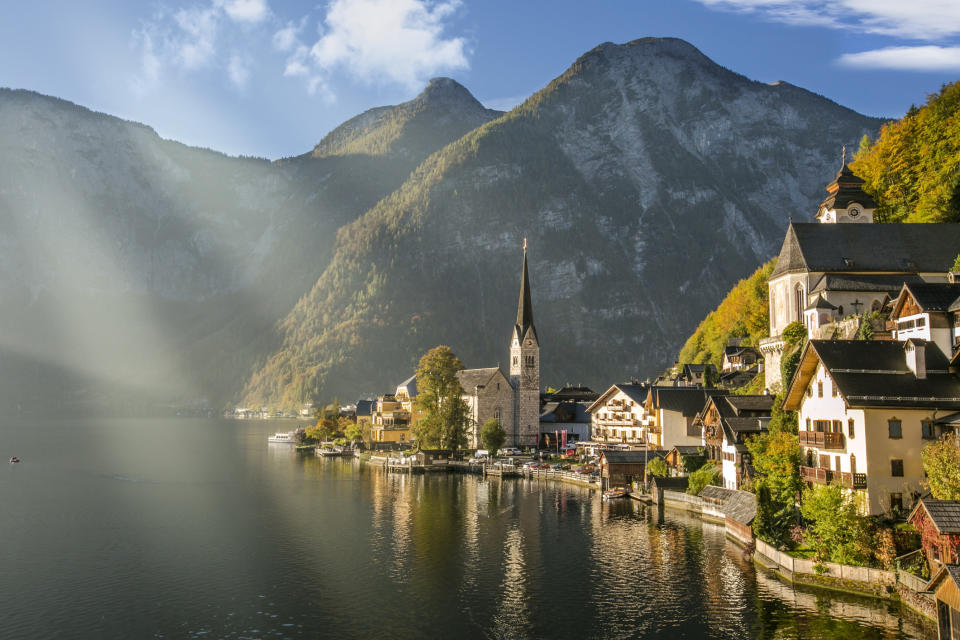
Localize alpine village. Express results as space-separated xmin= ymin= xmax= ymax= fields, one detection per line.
xmin=245 ymin=83 xmax=960 ymax=636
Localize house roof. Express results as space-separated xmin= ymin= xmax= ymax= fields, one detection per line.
xmin=810 ymin=273 xmax=923 ymax=295
xmin=652 ymin=476 xmax=689 ymax=491
xmin=806 ymin=294 xmax=838 ymax=311
xmin=397 ymin=374 xmax=418 ymax=397
xmin=586 ymin=383 xmax=649 ymax=413
xmin=784 ymin=340 xmax=960 ymax=411
xmin=724 ymin=395 xmax=775 ymax=415
xmin=355 ymin=399 xmax=374 ymax=417
xmin=544 ymin=385 xmax=599 ymax=402
xmin=909 ymin=499 xmax=960 ymax=534
xmin=770 ymin=223 xmax=960 ymax=279
xmin=724 ymin=345 xmax=759 ymax=357
xmin=698 ymin=486 xmax=757 ymax=524
xmin=669 ymin=445 xmax=704 ymax=456
xmin=455 ymin=367 xmax=501 ymax=393
xmin=926 ymin=564 xmax=960 ymax=594
xmin=649 ymin=387 xmax=727 ymax=417
xmin=892 ymin=282 xmax=960 ymax=317
xmin=540 ymin=401 xmax=590 ymax=424
xmin=602 ymin=450 xmax=665 ymax=464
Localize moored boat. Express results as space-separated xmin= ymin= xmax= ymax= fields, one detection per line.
xmin=9 ymin=456 xmax=20 ymax=463
xmin=267 ymin=432 xmax=296 ymax=444
xmin=602 ymin=487 xmax=629 ymax=500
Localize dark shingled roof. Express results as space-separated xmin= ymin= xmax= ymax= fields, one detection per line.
xmin=724 ymin=395 xmax=775 ymax=415
xmin=699 ymin=485 xmax=735 ymax=502
xmin=927 ymin=564 xmax=960 ymax=594
xmin=602 ymin=450 xmax=666 ymax=464
xmin=811 ymin=273 xmax=923 ymax=294
xmin=799 ymin=341 xmax=960 ymax=410
xmin=651 ymin=388 xmax=727 ymax=417
xmin=355 ymin=399 xmax=373 ymax=417
xmin=652 ymin=476 xmax=689 ymax=492
xmin=670 ymin=445 xmax=704 ymax=455
xmin=540 ymin=401 xmax=590 ymax=424
xmin=919 ymin=499 xmax=960 ymax=534
xmin=817 ymin=163 xmax=878 ymax=214
xmin=770 ymin=223 xmax=960 ymax=278
xmin=397 ymin=374 xmax=418 ymax=397
xmin=456 ymin=368 xmax=501 ymax=392
xmin=807 ymin=294 xmax=838 ymax=311
xmin=698 ymin=486 xmax=757 ymax=524
xmin=901 ymin=283 xmax=960 ymax=313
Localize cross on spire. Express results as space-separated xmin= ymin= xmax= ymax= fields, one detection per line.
xmin=841 ymin=145 xmax=847 ymax=167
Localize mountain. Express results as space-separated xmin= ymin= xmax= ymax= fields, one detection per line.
xmin=240 ymin=38 xmax=885 ymax=409
xmin=0 ymin=80 xmax=499 ymax=413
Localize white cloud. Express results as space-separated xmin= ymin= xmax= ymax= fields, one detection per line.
xmin=228 ymin=54 xmax=251 ymax=87
xmin=272 ymin=20 xmax=303 ymax=52
xmin=297 ymin=0 xmax=469 ymax=90
xmin=218 ymin=0 xmax=269 ymax=23
xmin=694 ymin=0 xmax=960 ymax=40
xmin=131 ymin=0 xmax=273 ymax=94
xmin=838 ymin=45 xmax=960 ymax=71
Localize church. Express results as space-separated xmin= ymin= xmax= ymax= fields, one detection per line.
xmin=459 ymin=244 xmax=541 ymax=449
xmin=759 ymin=158 xmax=960 ymax=390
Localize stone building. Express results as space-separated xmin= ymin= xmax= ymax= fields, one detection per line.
xmin=457 ymin=367 xmax=514 ymax=449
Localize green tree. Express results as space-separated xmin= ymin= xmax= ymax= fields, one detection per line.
xmin=480 ymin=417 xmax=506 ymax=455
xmin=646 ymin=457 xmax=669 ymax=478
xmin=952 ymin=253 xmax=960 ymax=272
xmin=801 ymin=483 xmax=869 ymax=565
xmin=687 ymin=463 xmax=721 ymax=495
xmin=344 ymin=421 xmax=363 ymax=443
xmin=922 ymin=436 xmax=960 ymax=499
xmin=747 ymin=397 xmax=802 ymax=545
xmin=413 ymin=346 xmax=469 ymax=451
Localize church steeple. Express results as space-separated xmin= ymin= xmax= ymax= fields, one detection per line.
xmin=815 ymin=147 xmax=876 ymax=223
xmin=515 ymin=241 xmax=537 ymax=344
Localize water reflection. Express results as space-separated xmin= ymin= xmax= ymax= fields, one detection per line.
xmin=0 ymin=419 xmax=939 ymax=640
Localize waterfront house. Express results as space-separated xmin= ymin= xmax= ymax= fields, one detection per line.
xmin=645 ymin=387 xmax=728 ymax=451
xmin=696 ymin=394 xmax=774 ymax=489
xmin=539 ymin=400 xmax=591 ymax=449
xmin=758 ymin=161 xmax=960 ymax=390
xmin=926 ymin=564 xmax=960 ymax=639
xmin=370 ymin=393 xmax=413 ymax=444
xmin=586 ymin=383 xmax=652 ymax=446
xmin=664 ymin=445 xmax=705 ymax=475
xmin=699 ymin=485 xmax=756 ymax=545
xmin=599 ymin=449 xmax=665 ymax=489
xmin=908 ymin=499 xmax=960 ymax=575
xmin=784 ymin=339 xmax=960 ymax=516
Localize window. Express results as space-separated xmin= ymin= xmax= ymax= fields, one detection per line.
xmin=922 ymin=420 xmax=935 ymax=439
xmin=795 ymin=284 xmax=804 ymax=322
xmin=917 ymin=316 xmax=927 ymax=327
xmin=889 ymin=419 xmax=902 ymax=439
xmin=494 ymin=408 xmax=501 ymax=422
xmin=848 ymin=419 xmax=855 ymax=438
xmin=817 ymin=381 xmax=823 ymax=398
xmin=525 ymin=355 xmax=535 ymax=368
xmin=832 ymin=420 xmax=842 ymax=433
xmin=805 ymin=418 xmax=811 ymax=431
xmin=512 ymin=356 xmax=518 ymax=366
xmin=891 ymin=459 xmax=904 ymax=477
xmin=814 ymin=420 xmax=830 ymax=432
xmin=831 ymin=382 xmax=837 ymax=398
xmin=890 ymin=493 xmax=903 ymax=514
xmin=835 ymin=456 xmax=841 ymax=471
xmin=807 ymin=384 xmax=813 ymax=397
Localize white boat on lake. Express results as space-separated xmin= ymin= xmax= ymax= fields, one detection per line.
xmin=267 ymin=432 xmax=296 ymax=444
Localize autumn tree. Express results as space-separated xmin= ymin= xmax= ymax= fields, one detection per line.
xmin=413 ymin=346 xmax=469 ymax=451
xmin=801 ymin=483 xmax=869 ymax=566
xmin=922 ymin=436 xmax=960 ymax=499
xmin=646 ymin=457 xmax=669 ymax=478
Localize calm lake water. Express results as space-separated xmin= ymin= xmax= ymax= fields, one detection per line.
xmin=0 ymin=418 xmax=937 ymax=639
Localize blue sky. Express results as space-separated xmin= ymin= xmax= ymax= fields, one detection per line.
xmin=2 ymin=0 xmax=958 ymax=159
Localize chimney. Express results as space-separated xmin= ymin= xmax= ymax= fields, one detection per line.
xmin=905 ymin=339 xmax=927 ymax=379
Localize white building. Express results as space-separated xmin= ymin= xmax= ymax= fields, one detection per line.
xmin=586 ymin=383 xmax=652 ymax=446
xmin=784 ymin=339 xmax=960 ymax=516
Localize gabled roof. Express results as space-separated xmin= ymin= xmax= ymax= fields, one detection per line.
xmin=540 ymin=400 xmax=590 ymax=424
xmin=721 ymin=417 xmax=770 ymax=446
xmin=669 ymin=445 xmax=704 ymax=456
xmin=355 ymin=399 xmax=374 ymax=416
xmin=723 ymin=345 xmax=759 ymax=357
xmin=396 ymin=374 xmax=418 ymax=397
xmin=456 ymin=367 xmax=502 ymax=393
xmin=806 ymin=294 xmax=838 ymax=311
xmin=892 ymin=282 xmax=960 ymax=318
xmin=784 ymin=340 xmax=960 ymax=411
xmin=724 ymin=395 xmax=776 ymax=415
xmin=908 ymin=498 xmax=960 ymax=534
xmin=698 ymin=486 xmax=757 ymax=524
xmin=648 ymin=387 xmax=727 ymax=417
xmin=601 ymin=450 xmax=665 ymax=464
xmin=651 ymin=476 xmax=689 ymax=491
xmin=586 ymin=383 xmax=649 ymax=413
xmin=769 ymin=223 xmax=960 ymax=279
xmin=926 ymin=564 xmax=960 ymax=594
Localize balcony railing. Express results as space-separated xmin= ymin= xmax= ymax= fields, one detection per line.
xmin=801 ymin=465 xmax=866 ymax=489
xmin=799 ymin=431 xmax=845 ymax=450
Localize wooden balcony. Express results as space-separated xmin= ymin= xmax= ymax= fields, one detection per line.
xmin=801 ymin=465 xmax=866 ymax=489
xmin=798 ymin=430 xmax=845 ymax=450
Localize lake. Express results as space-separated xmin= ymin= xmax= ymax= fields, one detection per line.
xmin=0 ymin=418 xmax=936 ymax=639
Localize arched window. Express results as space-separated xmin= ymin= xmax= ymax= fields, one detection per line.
xmin=795 ymin=284 xmax=805 ymax=322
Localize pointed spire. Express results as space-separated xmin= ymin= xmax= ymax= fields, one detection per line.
xmin=515 ymin=241 xmax=536 ymax=343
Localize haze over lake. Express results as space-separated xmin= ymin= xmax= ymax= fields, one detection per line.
xmin=0 ymin=418 xmax=934 ymax=639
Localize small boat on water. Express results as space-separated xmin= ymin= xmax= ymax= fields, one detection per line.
xmin=602 ymin=487 xmax=630 ymax=501
xmin=9 ymin=456 xmax=20 ymax=464
xmin=267 ymin=432 xmax=296 ymax=444
xmin=317 ymin=446 xmax=350 ymax=457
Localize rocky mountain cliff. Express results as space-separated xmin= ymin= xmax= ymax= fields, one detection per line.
xmin=240 ymin=38 xmax=885 ymax=409
xmin=0 ymin=80 xmax=499 ymax=413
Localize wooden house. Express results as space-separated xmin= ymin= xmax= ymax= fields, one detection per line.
xmin=926 ymin=565 xmax=960 ymax=639
xmin=599 ymin=449 xmax=664 ymax=490
xmin=908 ymin=499 xmax=960 ymax=575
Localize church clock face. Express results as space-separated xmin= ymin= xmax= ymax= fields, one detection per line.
xmin=848 ymin=206 xmax=860 ymax=218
